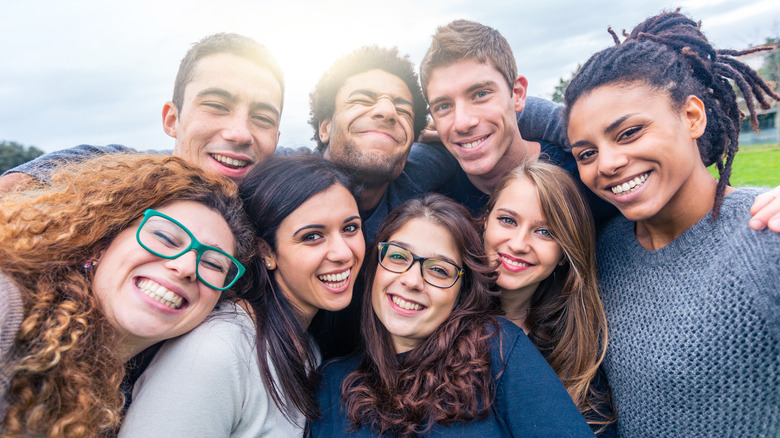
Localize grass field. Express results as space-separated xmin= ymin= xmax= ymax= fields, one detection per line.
xmin=708 ymin=144 xmax=780 ymax=187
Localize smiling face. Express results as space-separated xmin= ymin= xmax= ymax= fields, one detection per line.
xmin=268 ymin=184 xmax=365 ymax=324
xmin=319 ymin=69 xmax=415 ymax=187
xmin=484 ymin=177 xmax=563 ymax=298
xmin=426 ymin=59 xmax=527 ymax=181
xmin=567 ymin=82 xmax=708 ymax=224
xmin=93 ymin=201 xmax=236 ymax=360
xmin=371 ymin=218 xmax=462 ymax=354
xmin=163 ymin=53 xmax=283 ymax=185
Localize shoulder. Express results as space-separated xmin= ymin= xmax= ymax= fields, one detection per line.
xmin=319 ymin=352 xmax=362 ymax=386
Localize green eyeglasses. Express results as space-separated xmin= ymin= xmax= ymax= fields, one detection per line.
xmin=377 ymin=242 xmax=464 ymax=289
xmin=136 ymin=209 xmax=245 ymax=291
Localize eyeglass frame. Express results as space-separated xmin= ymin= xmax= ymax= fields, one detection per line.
xmin=376 ymin=242 xmax=465 ymax=289
xmin=135 ymin=209 xmax=246 ymax=291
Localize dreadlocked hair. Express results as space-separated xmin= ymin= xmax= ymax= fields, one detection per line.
xmin=564 ymin=9 xmax=780 ymax=219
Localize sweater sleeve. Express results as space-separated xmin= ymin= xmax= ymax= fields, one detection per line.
xmin=403 ymin=142 xmax=459 ymax=192
xmin=118 ymin=306 xmax=272 ymax=438
xmin=516 ymin=96 xmax=567 ymax=148
xmin=2 ymin=144 xmax=142 ymax=181
xmin=492 ymin=322 xmax=594 ymax=437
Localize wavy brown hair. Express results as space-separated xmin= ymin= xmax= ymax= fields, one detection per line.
xmin=0 ymin=154 xmax=253 ymax=437
xmin=483 ymin=160 xmax=613 ymax=431
xmin=341 ymin=193 xmax=499 ymax=437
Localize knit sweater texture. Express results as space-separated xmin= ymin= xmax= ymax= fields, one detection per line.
xmin=0 ymin=272 xmax=24 ymax=419
xmin=598 ymin=188 xmax=780 ymax=437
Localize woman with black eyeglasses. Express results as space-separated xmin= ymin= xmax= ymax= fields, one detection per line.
xmin=309 ymin=193 xmax=592 ymax=437
xmin=0 ymin=154 xmax=253 ymax=437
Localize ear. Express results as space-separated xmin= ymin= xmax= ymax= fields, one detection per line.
xmin=162 ymin=101 xmax=179 ymax=139
xmin=318 ymin=118 xmax=332 ymax=145
xmin=683 ymin=95 xmax=707 ymax=140
xmin=257 ymin=239 xmax=277 ymax=271
xmin=512 ymin=75 xmax=529 ymax=113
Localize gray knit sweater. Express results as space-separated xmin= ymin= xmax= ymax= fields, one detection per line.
xmin=597 ymin=188 xmax=780 ymax=437
xmin=1 ymin=272 xmax=24 ymax=419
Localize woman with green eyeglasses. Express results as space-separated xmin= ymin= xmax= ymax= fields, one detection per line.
xmin=310 ymin=193 xmax=592 ymax=437
xmin=0 ymin=154 xmax=253 ymax=437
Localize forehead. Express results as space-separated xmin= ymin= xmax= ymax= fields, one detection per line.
xmin=185 ymin=52 xmax=283 ymax=110
xmin=277 ymin=184 xmax=359 ymax=229
xmin=427 ymin=58 xmax=508 ymax=97
xmin=335 ymin=69 xmax=413 ymax=103
xmin=495 ymin=177 xmax=542 ymax=213
xmin=389 ymin=218 xmax=461 ymax=263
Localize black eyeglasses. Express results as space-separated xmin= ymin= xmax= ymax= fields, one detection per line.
xmin=377 ymin=242 xmax=464 ymax=289
xmin=136 ymin=209 xmax=245 ymax=291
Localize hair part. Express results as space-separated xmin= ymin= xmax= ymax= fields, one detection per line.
xmin=172 ymin=33 xmax=285 ymax=114
xmin=341 ymin=193 xmax=500 ymax=437
xmin=483 ymin=160 xmax=614 ymax=431
xmin=563 ymin=10 xmax=780 ymax=219
xmin=308 ymin=45 xmax=428 ymax=152
xmin=420 ymin=19 xmax=517 ymax=100
xmin=239 ymin=153 xmax=357 ymax=422
xmin=0 ymin=154 xmax=253 ymax=437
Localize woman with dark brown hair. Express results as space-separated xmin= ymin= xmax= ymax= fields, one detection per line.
xmin=310 ymin=193 xmax=592 ymax=437
xmin=0 ymin=154 xmax=253 ymax=437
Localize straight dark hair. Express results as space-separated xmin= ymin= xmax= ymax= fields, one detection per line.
xmin=239 ymin=153 xmax=356 ymax=422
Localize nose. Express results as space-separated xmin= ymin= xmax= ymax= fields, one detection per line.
xmin=327 ymin=235 xmax=354 ymax=264
xmin=221 ymin=112 xmax=254 ymax=147
xmin=370 ymin=97 xmax=398 ymax=123
xmin=597 ymin=145 xmax=629 ymax=177
xmin=507 ymin=229 xmax=531 ymax=254
xmin=398 ymin=260 xmax=425 ymax=292
xmin=163 ymin=249 xmax=198 ymax=282
xmin=453 ymin=103 xmax=478 ymax=133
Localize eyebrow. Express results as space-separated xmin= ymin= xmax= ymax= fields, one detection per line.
xmin=348 ymin=89 xmax=413 ymax=108
xmin=292 ymin=216 xmax=362 ymax=237
xmin=428 ymin=80 xmax=498 ymax=108
xmin=390 ymin=240 xmax=460 ymax=266
xmin=495 ymin=207 xmax=548 ymax=228
xmin=196 ymin=87 xmax=280 ymax=119
xmin=570 ymin=113 xmax=638 ymax=150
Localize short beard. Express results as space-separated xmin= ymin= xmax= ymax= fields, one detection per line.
xmin=328 ymin=140 xmax=406 ymax=188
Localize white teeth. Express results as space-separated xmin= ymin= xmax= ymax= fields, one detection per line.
xmin=391 ymin=295 xmax=423 ymax=311
xmin=611 ymin=173 xmax=648 ymax=195
xmin=212 ymin=154 xmax=249 ymax=168
xmin=500 ymin=255 xmax=531 ymax=268
xmin=459 ymin=137 xmax=486 ymax=149
xmin=137 ymin=279 xmax=184 ymax=310
xmin=318 ymin=269 xmax=351 ymax=287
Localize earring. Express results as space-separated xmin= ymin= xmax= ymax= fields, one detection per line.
xmin=265 ymin=260 xmax=272 ymax=268
xmin=82 ymin=258 xmax=98 ymax=272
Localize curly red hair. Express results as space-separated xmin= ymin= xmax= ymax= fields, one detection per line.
xmin=0 ymin=154 xmax=253 ymax=437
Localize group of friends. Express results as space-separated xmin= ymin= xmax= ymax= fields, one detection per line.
xmin=1 ymin=9 xmax=779 ymax=438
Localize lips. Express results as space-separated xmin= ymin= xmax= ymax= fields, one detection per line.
xmin=390 ymin=294 xmax=425 ymax=311
xmin=136 ymin=278 xmax=186 ymax=309
xmin=210 ymin=153 xmax=250 ymax=169
xmin=498 ymin=253 xmax=534 ymax=273
xmin=457 ymin=135 xmax=488 ymax=149
xmin=317 ymin=268 xmax=351 ymax=289
xmin=610 ymin=172 xmax=649 ymax=195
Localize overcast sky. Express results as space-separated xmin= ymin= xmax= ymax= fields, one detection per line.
xmin=2 ymin=0 xmax=778 ymax=153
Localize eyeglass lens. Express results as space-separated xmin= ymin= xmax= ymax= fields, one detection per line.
xmin=138 ymin=216 xmax=240 ymax=289
xmin=379 ymin=243 xmax=459 ymax=288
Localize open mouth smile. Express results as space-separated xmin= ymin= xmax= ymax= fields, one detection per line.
xmin=457 ymin=136 xmax=488 ymax=149
xmin=317 ymin=268 xmax=351 ymax=289
xmin=211 ymin=153 xmax=250 ymax=169
xmin=611 ymin=172 xmax=649 ymax=195
xmin=391 ymin=294 xmax=425 ymax=311
xmin=137 ymin=278 xmax=185 ymax=310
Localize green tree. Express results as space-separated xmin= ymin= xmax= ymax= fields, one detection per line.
xmin=551 ymin=64 xmax=581 ymax=104
xmin=758 ymin=37 xmax=779 ymax=85
xmin=0 ymin=141 xmax=44 ymax=173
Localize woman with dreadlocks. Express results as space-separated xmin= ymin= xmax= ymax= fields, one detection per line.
xmin=563 ymin=10 xmax=780 ymax=436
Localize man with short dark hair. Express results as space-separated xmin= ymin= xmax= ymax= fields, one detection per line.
xmin=1 ymin=33 xmax=284 ymax=188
